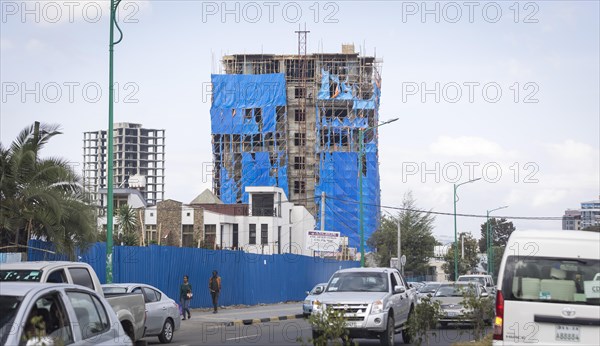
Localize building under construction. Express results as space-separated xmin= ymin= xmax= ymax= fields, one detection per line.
xmin=210 ymin=42 xmax=382 ymax=248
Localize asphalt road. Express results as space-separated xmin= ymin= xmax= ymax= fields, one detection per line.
xmin=139 ymin=303 xmax=482 ymax=346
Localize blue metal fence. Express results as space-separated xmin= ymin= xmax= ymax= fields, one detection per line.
xmin=27 ymin=240 xmax=358 ymax=308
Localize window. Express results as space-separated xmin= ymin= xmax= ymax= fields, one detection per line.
xmin=254 ymin=108 xmax=262 ymax=123
xmin=261 ymin=224 xmax=268 ymax=245
xmin=294 ymin=181 xmax=306 ymax=194
xmin=294 ymin=133 xmax=306 ymax=146
xmin=47 ymin=269 xmax=67 ymax=283
xmin=145 ymin=225 xmax=157 ymax=244
xmin=69 ymin=268 xmax=94 ymax=290
xmin=204 ymin=224 xmax=216 ymax=249
xmin=294 ymin=109 xmax=305 ymax=122
xmin=232 ymin=224 xmax=239 ymax=249
xmin=295 ymin=87 xmax=306 ymax=98
xmin=501 ymin=256 xmax=600 ymax=305
xmin=182 ymin=224 xmax=194 ymax=247
xmin=249 ymin=224 xmax=256 ymax=245
xmin=244 ymin=108 xmax=252 ymax=119
xmin=66 ymin=291 xmax=110 ymax=339
xmin=21 ymin=293 xmax=74 ymax=345
xmin=142 ymin=287 xmax=160 ymax=303
xmin=294 ymin=156 xmax=305 ymax=170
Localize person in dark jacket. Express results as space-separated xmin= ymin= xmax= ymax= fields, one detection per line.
xmin=180 ymin=275 xmax=192 ymax=320
xmin=208 ymin=270 xmax=221 ymax=313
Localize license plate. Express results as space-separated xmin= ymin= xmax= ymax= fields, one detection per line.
xmin=447 ymin=311 xmax=458 ymax=317
xmin=555 ymin=325 xmax=580 ymax=342
xmin=346 ymin=321 xmax=359 ymax=328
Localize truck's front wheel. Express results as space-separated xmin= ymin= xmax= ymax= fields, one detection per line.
xmin=380 ymin=315 xmax=394 ymax=346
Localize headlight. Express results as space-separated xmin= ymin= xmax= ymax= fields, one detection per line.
xmin=304 ymin=300 xmax=311 ymax=304
xmin=313 ymin=300 xmax=322 ymax=311
xmin=371 ymin=300 xmax=384 ymax=314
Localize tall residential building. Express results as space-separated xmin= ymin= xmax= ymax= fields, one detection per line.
xmin=562 ymin=209 xmax=581 ymax=230
xmin=210 ymin=44 xmax=383 ymax=248
xmin=562 ymin=198 xmax=600 ymax=230
xmin=580 ymin=199 xmax=600 ymax=229
xmin=83 ymin=122 xmax=165 ymax=207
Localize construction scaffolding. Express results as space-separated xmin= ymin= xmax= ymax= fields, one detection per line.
xmin=211 ymin=45 xmax=383 ymax=248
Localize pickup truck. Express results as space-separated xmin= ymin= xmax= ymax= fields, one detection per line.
xmin=311 ymin=267 xmax=417 ymax=345
xmin=0 ymin=282 xmax=133 ymax=345
xmin=0 ymin=261 xmax=146 ymax=343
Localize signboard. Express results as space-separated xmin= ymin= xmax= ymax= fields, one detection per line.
xmin=306 ymin=230 xmax=341 ymax=256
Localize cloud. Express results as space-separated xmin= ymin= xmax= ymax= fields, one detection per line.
xmin=429 ymin=136 xmax=517 ymax=158
xmin=25 ymin=39 xmax=46 ymax=52
xmin=544 ymin=139 xmax=598 ymax=162
xmin=0 ymin=38 xmax=14 ymax=51
xmin=532 ymin=189 xmax=569 ymax=207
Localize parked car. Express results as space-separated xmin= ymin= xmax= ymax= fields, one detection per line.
xmin=416 ymin=282 xmax=441 ymax=303
xmin=311 ymin=267 xmax=416 ymax=345
xmin=458 ymin=274 xmax=496 ymax=296
xmin=0 ymin=282 xmax=133 ymax=346
xmin=103 ymin=283 xmax=181 ymax=344
xmin=407 ymin=281 xmax=426 ymax=290
xmin=303 ymin=283 xmax=327 ymax=317
xmin=493 ymin=230 xmax=600 ymax=345
xmin=432 ymin=282 xmax=492 ymax=327
xmin=0 ymin=261 xmax=146 ymax=343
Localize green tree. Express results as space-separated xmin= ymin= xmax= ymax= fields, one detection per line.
xmin=442 ymin=233 xmax=479 ymax=280
xmin=478 ymin=218 xmax=516 ymax=253
xmin=0 ymin=122 xmax=96 ymax=259
xmin=368 ymin=192 xmax=437 ymax=276
xmin=115 ymin=205 xmax=140 ymax=246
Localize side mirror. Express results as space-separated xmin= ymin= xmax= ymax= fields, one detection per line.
xmin=314 ymin=287 xmax=324 ymax=294
xmin=481 ymin=292 xmax=489 ymax=298
xmin=305 ymin=291 xmax=310 ymax=295
xmin=394 ymin=285 xmax=406 ymax=294
xmin=409 ymin=283 xmax=414 ymax=288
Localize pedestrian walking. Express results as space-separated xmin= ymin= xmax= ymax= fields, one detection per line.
xmin=180 ymin=275 xmax=192 ymax=320
xmin=208 ymin=270 xmax=221 ymax=313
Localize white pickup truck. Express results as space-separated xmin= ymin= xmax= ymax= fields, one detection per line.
xmin=311 ymin=267 xmax=417 ymax=345
xmin=0 ymin=261 xmax=146 ymax=343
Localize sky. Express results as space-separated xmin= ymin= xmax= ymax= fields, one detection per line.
xmin=1 ymin=0 xmax=599 ymax=244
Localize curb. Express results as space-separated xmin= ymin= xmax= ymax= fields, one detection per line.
xmin=225 ymin=314 xmax=305 ymax=326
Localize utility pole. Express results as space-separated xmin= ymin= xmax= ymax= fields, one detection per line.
xmin=453 ymin=178 xmax=480 ymax=281
xmin=397 ymin=216 xmax=401 ymax=272
xmin=461 ymin=233 xmax=465 ymax=259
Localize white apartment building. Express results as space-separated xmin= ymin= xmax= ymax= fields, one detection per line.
xmin=83 ymin=122 xmax=165 ymax=207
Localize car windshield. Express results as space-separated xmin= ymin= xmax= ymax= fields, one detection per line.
xmin=458 ymin=277 xmax=485 ymax=285
xmin=419 ymin=283 xmax=440 ymax=293
xmin=435 ymin=284 xmax=475 ymax=297
xmin=502 ymin=256 xmax=600 ymax=306
xmin=327 ymin=272 xmax=389 ymax=292
xmin=0 ymin=270 xmax=42 ymax=282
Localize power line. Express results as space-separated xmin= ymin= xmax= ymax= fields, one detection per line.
xmin=325 ymin=196 xmax=563 ymax=221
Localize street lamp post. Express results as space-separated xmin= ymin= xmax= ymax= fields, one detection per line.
xmin=453 ymin=178 xmax=481 ymax=280
xmin=359 ymin=118 xmax=399 ymax=267
xmin=106 ymin=0 xmax=124 ymax=283
xmin=486 ymin=205 xmax=508 ymax=277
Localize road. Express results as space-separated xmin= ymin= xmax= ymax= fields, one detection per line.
xmin=140 ymin=303 xmax=482 ymax=346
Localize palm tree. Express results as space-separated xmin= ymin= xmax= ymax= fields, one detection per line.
xmin=0 ymin=122 xmax=96 ymax=259
xmin=115 ymin=204 xmax=139 ymax=246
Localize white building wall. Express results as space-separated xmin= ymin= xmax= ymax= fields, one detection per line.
xmin=181 ymin=207 xmax=194 ymax=225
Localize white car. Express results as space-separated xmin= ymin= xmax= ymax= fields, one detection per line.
xmin=303 ymin=283 xmax=327 ymax=317
xmin=0 ymin=282 xmax=132 ymax=346
xmin=103 ymin=283 xmax=181 ymax=344
xmin=458 ymin=274 xmax=496 ymax=296
xmin=493 ymin=230 xmax=600 ymax=345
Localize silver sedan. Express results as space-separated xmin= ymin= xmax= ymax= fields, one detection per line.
xmin=102 ymin=283 xmax=181 ymax=344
